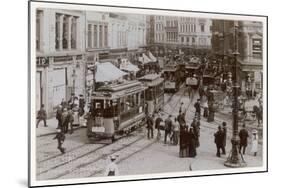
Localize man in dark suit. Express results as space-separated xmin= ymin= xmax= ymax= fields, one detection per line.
xmin=214 ymin=126 xmax=225 ymax=157
xmin=239 ymin=124 xmax=249 ymax=155
xmin=36 ymin=104 xmax=47 ymax=128
xmin=53 ymin=129 xmax=65 ymax=154
xmin=164 ymin=115 xmax=172 ymax=144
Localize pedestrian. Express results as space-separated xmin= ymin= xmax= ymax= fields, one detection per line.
xmin=147 ymin=114 xmax=154 ymax=139
xmin=202 ymin=98 xmax=209 ymax=118
xmin=239 ymin=124 xmax=249 ymax=155
xmin=253 ymin=105 xmax=262 ymax=126
xmin=155 ymin=113 xmax=163 ymax=140
xmin=178 ymin=112 xmax=186 ymax=126
xmin=179 ymin=125 xmax=189 ymax=157
xmin=60 ymin=98 xmax=68 ymax=109
xmin=188 ymin=127 xmax=197 ymax=157
xmin=53 ymin=129 xmax=65 ymax=154
xmin=172 ymin=118 xmax=180 ymax=145
xmin=68 ymin=93 xmax=75 ymax=108
xmin=56 ymin=105 xmax=63 ymax=129
xmin=187 ymin=85 xmax=193 ymax=99
xmin=198 ymin=85 xmax=204 ymax=99
xmin=179 ymin=102 xmax=184 ymax=114
xmin=251 ymin=129 xmax=259 ymax=156
xmin=194 ymin=99 xmax=201 ymax=119
xmin=207 ymin=100 xmax=215 ymax=122
xmin=164 ymin=115 xmax=172 ymax=144
xmin=214 ymin=126 xmax=225 ymax=157
xmin=72 ymin=104 xmax=80 ymax=127
xmin=61 ymin=108 xmax=69 ymax=133
xmin=68 ymin=109 xmax=74 ymax=134
xmin=191 ymin=118 xmax=200 ymax=148
xmin=36 ymin=104 xmax=47 ymax=128
xmin=78 ymin=94 xmax=85 ymax=116
xmin=222 ymin=122 xmax=227 ymax=154
xmin=104 ymin=155 xmax=119 ymax=176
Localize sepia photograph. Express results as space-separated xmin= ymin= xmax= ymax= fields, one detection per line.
xmin=29 ymin=1 xmax=267 ymax=187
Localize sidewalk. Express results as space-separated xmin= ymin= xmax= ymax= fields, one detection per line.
xmin=190 ymin=154 xmax=263 ymax=171
xmin=36 ymin=117 xmax=86 ymax=137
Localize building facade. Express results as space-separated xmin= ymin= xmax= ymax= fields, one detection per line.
xmin=148 ymin=15 xmax=212 ymax=56
xmin=211 ymin=20 xmax=263 ymax=93
xmin=36 ymin=8 xmax=86 ymax=116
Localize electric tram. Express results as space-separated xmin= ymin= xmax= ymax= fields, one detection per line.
xmin=138 ymin=74 xmax=164 ymax=114
xmin=87 ymin=80 xmax=147 ymax=143
xmin=163 ymin=63 xmax=181 ymax=92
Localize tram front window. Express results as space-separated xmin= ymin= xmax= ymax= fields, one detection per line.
xmin=164 ymin=71 xmax=175 ymax=81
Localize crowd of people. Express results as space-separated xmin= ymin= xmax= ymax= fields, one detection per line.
xmin=37 ymin=94 xmax=86 ymax=154
xmin=145 ymin=94 xmax=259 ymax=159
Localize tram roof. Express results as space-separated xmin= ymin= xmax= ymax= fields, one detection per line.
xmin=138 ymin=74 xmax=164 ymax=87
xmin=95 ymin=80 xmax=144 ymax=92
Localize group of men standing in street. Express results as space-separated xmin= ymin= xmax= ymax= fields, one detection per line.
xmin=52 ymin=94 xmax=86 ymax=154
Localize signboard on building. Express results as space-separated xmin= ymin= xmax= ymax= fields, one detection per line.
xmin=36 ymin=57 xmax=49 ymax=67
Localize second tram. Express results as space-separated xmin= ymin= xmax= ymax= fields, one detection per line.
xmin=138 ymin=74 xmax=165 ymax=114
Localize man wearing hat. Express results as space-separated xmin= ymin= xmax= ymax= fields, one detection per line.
xmin=164 ymin=115 xmax=173 ymax=144
xmin=105 ymin=155 xmax=119 ymax=176
xmin=36 ymin=104 xmax=47 ymax=128
xmin=239 ymin=124 xmax=249 ymax=155
xmin=214 ymin=126 xmax=224 ymax=157
xmin=53 ymin=129 xmax=65 ymax=154
xmin=146 ymin=113 xmax=154 ymax=139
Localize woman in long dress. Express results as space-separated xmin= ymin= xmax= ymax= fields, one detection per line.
xmin=251 ymin=129 xmax=259 ymax=156
xmin=179 ymin=125 xmax=189 ymax=157
xmin=104 ymin=155 xmax=119 ymax=176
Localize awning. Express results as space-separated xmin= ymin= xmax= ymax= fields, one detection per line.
xmin=120 ymin=59 xmax=140 ymax=72
xmin=148 ymin=51 xmax=157 ymax=62
xmin=95 ymin=62 xmax=127 ymax=82
xmin=138 ymin=53 xmax=152 ymax=64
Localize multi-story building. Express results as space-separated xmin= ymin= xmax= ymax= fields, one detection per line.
xmin=148 ymin=15 xmax=212 ymax=56
xmin=211 ymin=20 xmax=263 ymax=93
xmin=36 ymin=8 xmax=86 ymax=116
xmin=179 ymin=17 xmax=212 ymax=49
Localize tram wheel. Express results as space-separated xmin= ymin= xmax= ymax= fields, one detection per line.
xmin=111 ymin=135 xmax=116 ymax=143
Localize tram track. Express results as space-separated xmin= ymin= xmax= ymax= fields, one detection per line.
xmin=52 ymin=135 xmax=148 ymax=179
xmin=37 ymin=130 xmax=143 ymax=177
xmin=87 ymin=137 xmax=156 ymax=177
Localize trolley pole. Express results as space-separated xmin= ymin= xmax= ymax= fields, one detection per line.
xmin=224 ymin=21 xmax=247 ymax=168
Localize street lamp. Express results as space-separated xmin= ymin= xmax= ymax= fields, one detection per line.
xmin=224 ymin=21 xmax=247 ymax=168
